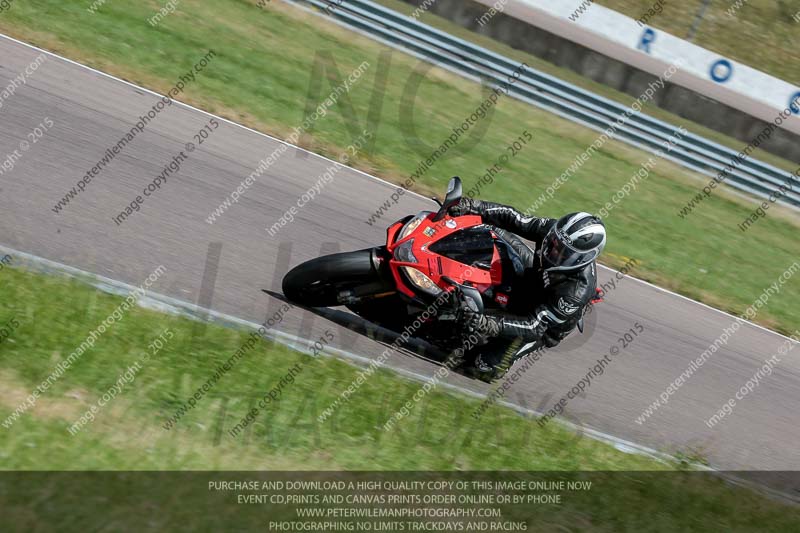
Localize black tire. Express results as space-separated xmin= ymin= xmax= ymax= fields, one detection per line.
xmin=282 ymin=248 xmax=386 ymax=307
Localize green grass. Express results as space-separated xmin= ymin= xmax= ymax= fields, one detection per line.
xmin=597 ymin=0 xmax=800 ymax=86
xmin=0 ymin=266 xmax=663 ymax=471
xmin=1 ymin=0 xmax=799 ymax=339
xmin=3 ymin=266 xmax=800 ymax=530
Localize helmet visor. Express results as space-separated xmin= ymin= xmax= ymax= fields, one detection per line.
xmin=542 ymin=226 xmax=599 ymax=271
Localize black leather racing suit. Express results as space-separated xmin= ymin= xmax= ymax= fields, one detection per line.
xmin=456 ymin=200 xmax=598 ymax=373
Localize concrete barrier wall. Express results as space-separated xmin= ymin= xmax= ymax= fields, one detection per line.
xmin=402 ymin=0 xmax=800 ymax=162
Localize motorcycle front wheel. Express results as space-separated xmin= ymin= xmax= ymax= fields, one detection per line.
xmin=282 ymin=248 xmax=389 ymax=307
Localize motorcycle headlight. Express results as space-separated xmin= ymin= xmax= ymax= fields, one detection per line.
xmin=398 ymin=212 xmax=433 ymax=241
xmin=394 ymin=239 xmax=417 ymax=263
xmin=401 ymin=266 xmax=442 ymax=296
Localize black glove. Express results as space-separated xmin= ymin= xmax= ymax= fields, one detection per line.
xmin=461 ymin=295 xmax=501 ymax=342
xmin=447 ymin=197 xmax=479 ymax=217
xmin=542 ymin=328 xmax=569 ymax=348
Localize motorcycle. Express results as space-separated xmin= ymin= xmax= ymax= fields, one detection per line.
xmin=282 ymin=177 xmax=531 ymax=380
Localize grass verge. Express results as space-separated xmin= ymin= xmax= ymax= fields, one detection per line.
xmin=0 ymin=265 xmax=665 ymax=470
xmin=0 ymin=0 xmax=798 ymax=337
xmin=2 ymin=265 xmax=800 ymax=530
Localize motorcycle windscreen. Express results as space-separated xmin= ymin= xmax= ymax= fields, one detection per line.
xmin=428 ymin=226 xmax=495 ymax=270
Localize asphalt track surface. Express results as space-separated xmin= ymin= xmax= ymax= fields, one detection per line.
xmin=1 ymin=34 xmax=799 ymax=478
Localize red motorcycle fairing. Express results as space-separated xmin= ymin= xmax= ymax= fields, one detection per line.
xmin=385 ymin=212 xmax=502 ymax=299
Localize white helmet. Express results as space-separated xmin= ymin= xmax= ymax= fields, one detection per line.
xmin=541 ymin=212 xmax=606 ymax=272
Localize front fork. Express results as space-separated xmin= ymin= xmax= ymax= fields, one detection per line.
xmin=336 ymin=247 xmax=394 ymax=305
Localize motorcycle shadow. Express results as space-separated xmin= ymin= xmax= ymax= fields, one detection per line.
xmin=262 ymin=290 xmax=454 ymax=366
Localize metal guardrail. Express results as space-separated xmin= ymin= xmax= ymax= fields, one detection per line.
xmin=292 ymin=0 xmax=800 ymax=208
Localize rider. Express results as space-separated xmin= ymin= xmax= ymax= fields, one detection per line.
xmin=447 ymin=198 xmax=606 ymax=380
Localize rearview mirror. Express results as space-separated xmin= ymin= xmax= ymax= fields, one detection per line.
xmin=460 ymin=284 xmax=484 ymax=314
xmin=432 ymin=177 xmax=462 ymax=222
xmin=441 ymin=275 xmax=484 ymax=315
